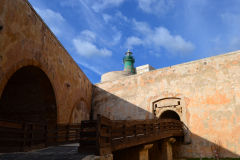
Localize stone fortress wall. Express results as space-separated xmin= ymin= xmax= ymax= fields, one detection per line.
xmin=0 ymin=0 xmax=92 ymax=124
xmin=1 ymin=0 xmax=240 ymax=158
xmin=93 ymin=50 xmax=240 ymax=158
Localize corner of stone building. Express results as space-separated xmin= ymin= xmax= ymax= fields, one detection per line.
xmin=89 ymin=84 xmax=97 ymax=120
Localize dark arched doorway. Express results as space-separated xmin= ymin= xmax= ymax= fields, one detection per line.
xmin=160 ymin=110 xmax=180 ymax=120
xmin=0 ymin=66 xmax=57 ymax=124
xmin=0 ymin=66 xmax=57 ymax=152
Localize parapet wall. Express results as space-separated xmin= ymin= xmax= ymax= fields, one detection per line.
xmin=93 ymin=50 xmax=240 ymax=158
xmin=101 ymin=71 xmax=133 ymax=82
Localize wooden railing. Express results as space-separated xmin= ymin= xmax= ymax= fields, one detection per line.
xmin=79 ymin=115 xmax=184 ymax=156
xmin=0 ymin=119 xmax=81 ymax=153
xmin=0 ymin=115 xmax=184 ymax=155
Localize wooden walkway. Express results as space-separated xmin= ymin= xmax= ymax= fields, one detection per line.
xmin=79 ymin=115 xmax=184 ymax=156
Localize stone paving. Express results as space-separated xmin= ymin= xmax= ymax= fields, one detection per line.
xmin=0 ymin=144 xmax=89 ymax=160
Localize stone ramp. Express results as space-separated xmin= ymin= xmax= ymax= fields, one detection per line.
xmin=0 ymin=144 xmax=88 ymax=160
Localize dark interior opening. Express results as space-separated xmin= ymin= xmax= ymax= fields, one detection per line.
xmin=160 ymin=110 xmax=180 ymax=120
xmin=0 ymin=66 xmax=57 ymax=126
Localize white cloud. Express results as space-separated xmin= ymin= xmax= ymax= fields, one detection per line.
xmin=221 ymin=13 xmax=240 ymax=32
xmin=60 ymin=0 xmax=79 ymax=7
xmin=137 ymin=0 xmax=175 ymax=15
xmin=126 ymin=36 xmax=143 ymax=49
xmin=34 ymin=7 xmax=65 ymax=36
xmin=73 ymin=30 xmax=112 ymax=57
xmin=126 ymin=20 xmax=194 ymax=54
xmin=77 ymin=61 xmax=103 ymax=75
xmin=230 ymin=37 xmax=240 ymax=50
xmin=115 ymin=11 xmax=128 ymax=22
xmin=80 ymin=30 xmax=96 ymax=42
xmin=112 ymin=31 xmax=122 ymax=45
xmin=151 ymin=27 xmax=194 ymax=53
xmin=102 ymin=14 xmax=112 ymax=23
xmin=220 ymin=13 xmax=240 ymax=51
xmin=133 ymin=20 xmax=152 ymax=34
xmin=92 ymin=0 xmax=125 ymax=12
xmin=73 ymin=39 xmax=112 ymax=57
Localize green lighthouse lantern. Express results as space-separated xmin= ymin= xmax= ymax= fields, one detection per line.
xmin=123 ymin=50 xmax=135 ymax=74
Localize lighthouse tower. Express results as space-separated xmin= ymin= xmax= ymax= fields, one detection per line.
xmin=123 ymin=50 xmax=135 ymax=74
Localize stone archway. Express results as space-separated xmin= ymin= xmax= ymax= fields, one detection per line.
xmin=0 ymin=66 xmax=57 ymax=126
xmin=160 ymin=110 xmax=180 ymax=120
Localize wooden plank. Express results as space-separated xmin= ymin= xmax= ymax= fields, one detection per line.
xmin=98 ymin=146 xmax=112 ymax=156
xmin=100 ymin=130 xmax=111 ymax=137
xmin=80 ymin=131 xmax=96 ymax=137
xmin=81 ymin=121 xmax=97 ymax=127
xmin=97 ymin=114 xmax=111 ymax=127
xmin=0 ymin=137 xmax=25 ymax=142
xmin=111 ymin=127 xmax=123 ymax=133
xmin=80 ymin=137 xmax=97 ymax=141
xmin=0 ymin=146 xmax=22 ymax=153
xmin=0 ymin=121 xmax=22 ymax=129
xmin=111 ymin=132 xmax=123 ymax=138
xmin=100 ymin=126 xmax=110 ymax=135
xmin=112 ymin=131 xmax=184 ymax=151
xmin=99 ymin=137 xmax=111 ymax=147
xmin=81 ymin=127 xmax=96 ymax=132
xmin=80 ymin=140 xmax=96 ymax=145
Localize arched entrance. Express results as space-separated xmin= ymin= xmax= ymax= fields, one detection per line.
xmin=0 ymin=66 xmax=57 ymax=124
xmin=0 ymin=66 xmax=57 ymax=151
xmin=160 ymin=110 xmax=180 ymax=120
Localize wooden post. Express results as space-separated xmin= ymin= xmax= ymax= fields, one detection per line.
xmin=152 ymin=123 xmax=154 ymax=135
xmin=123 ymin=122 xmax=126 ymax=141
xmin=44 ymin=124 xmax=48 ymax=147
xmin=55 ymin=124 xmax=58 ymax=145
xmin=21 ymin=123 xmax=27 ymax=152
xmin=161 ymin=138 xmax=176 ymax=160
xmin=139 ymin=144 xmax=153 ymax=160
xmin=96 ymin=115 xmax=101 ymax=155
xmin=66 ymin=125 xmax=69 ymax=142
xmin=144 ymin=124 xmax=147 ymax=136
xmin=134 ymin=124 xmax=137 ymax=138
xmin=97 ymin=114 xmax=112 ymax=156
xmin=30 ymin=123 xmax=33 ymax=149
xmin=75 ymin=128 xmax=78 ymax=142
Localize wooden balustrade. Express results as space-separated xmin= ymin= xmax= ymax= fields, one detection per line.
xmin=0 ymin=119 xmax=81 ymax=153
xmin=79 ymin=115 xmax=184 ymax=156
xmin=0 ymin=115 xmax=184 ymax=155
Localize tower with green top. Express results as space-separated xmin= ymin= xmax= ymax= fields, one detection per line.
xmin=123 ymin=50 xmax=135 ymax=74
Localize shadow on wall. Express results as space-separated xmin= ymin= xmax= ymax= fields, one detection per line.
xmin=92 ymin=86 xmax=154 ymax=120
xmin=173 ymin=132 xmax=240 ymax=159
xmin=92 ymin=86 xmax=240 ymax=159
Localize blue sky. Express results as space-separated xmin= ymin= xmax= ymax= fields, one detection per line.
xmin=28 ymin=0 xmax=240 ymax=83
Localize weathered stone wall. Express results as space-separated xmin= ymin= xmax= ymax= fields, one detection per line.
xmin=101 ymin=71 xmax=132 ymax=82
xmin=93 ymin=50 xmax=240 ymax=158
xmin=0 ymin=0 xmax=92 ymax=124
